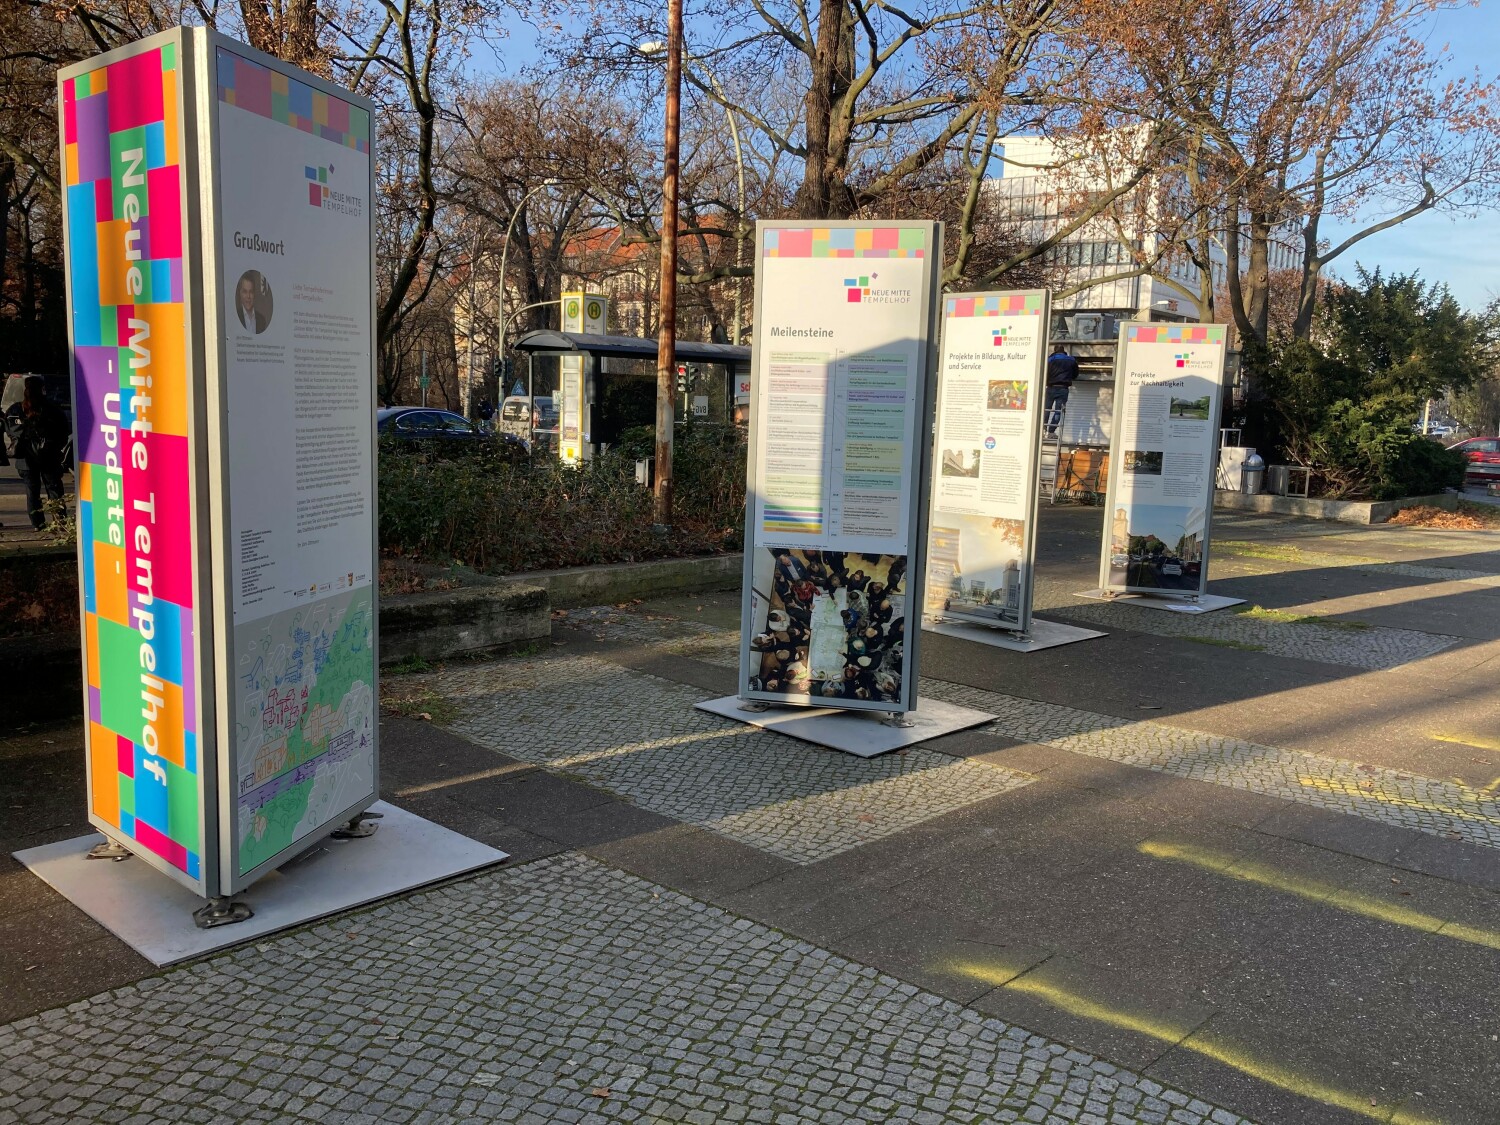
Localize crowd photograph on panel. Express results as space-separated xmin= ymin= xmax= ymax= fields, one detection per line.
xmin=748 ymin=548 xmax=907 ymax=703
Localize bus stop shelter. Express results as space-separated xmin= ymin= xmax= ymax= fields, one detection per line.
xmin=513 ymin=330 xmax=750 ymax=459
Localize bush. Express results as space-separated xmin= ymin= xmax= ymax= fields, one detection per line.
xmin=1289 ymin=397 xmax=1466 ymax=500
xmin=379 ymin=423 xmax=747 ymax=572
xmin=1259 ymin=269 xmax=1485 ymax=500
xmin=1265 ymin=339 xmax=1468 ymax=500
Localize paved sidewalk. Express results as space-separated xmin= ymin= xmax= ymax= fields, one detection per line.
xmin=0 ymin=855 xmax=1248 ymax=1125
xmin=2 ymin=503 xmax=1498 ymax=1125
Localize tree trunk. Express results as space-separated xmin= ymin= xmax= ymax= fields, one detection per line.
xmin=1244 ymin=210 xmax=1271 ymax=345
xmin=1291 ymin=213 xmax=1321 ymax=339
xmin=796 ymin=0 xmax=855 ymax=218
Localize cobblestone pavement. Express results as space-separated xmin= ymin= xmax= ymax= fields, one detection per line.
xmin=1036 ymin=594 xmax=1460 ymax=671
xmin=563 ymin=610 xmax=1500 ymax=853
xmin=440 ymin=655 xmax=1033 ymax=864
xmin=0 ymin=855 xmax=1252 ymax=1125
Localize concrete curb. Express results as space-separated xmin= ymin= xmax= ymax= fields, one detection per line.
xmin=1213 ymin=489 xmax=1457 ymax=524
xmin=9 ymin=553 xmax=746 ymax=718
xmin=380 ymin=573 xmax=550 ymax=668
xmin=520 ymin=553 xmax=744 ymax=609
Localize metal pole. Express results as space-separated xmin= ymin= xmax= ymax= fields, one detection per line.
xmin=495 ymin=180 xmax=557 ymax=408
xmin=420 ymin=346 xmax=428 ymax=406
xmin=714 ymin=80 xmax=747 ymax=346
xmin=654 ymin=0 xmax=683 ymax=528
xmin=464 ymin=233 xmax=479 ymax=418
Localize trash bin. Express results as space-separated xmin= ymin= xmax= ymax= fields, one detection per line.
xmin=1241 ymin=451 xmax=1265 ymax=495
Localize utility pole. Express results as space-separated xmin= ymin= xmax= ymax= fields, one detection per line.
xmin=653 ymin=0 xmax=683 ymax=528
xmin=463 ymin=232 xmax=480 ymax=417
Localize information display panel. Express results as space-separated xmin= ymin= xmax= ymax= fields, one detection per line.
xmin=923 ymin=291 xmax=1049 ymax=635
xmin=206 ymin=38 xmax=378 ymax=890
xmin=1099 ymin=322 xmax=1228 ymax=596
xmin=738 ymin=221 xmax=942 ymax=714
xmin=60 ymin=29 xmax=379 ymax=903
xmin=59 ymin=33 xmax=212 ymax=896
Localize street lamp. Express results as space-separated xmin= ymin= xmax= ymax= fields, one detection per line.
xmin=640 ymin=41 xmax=748 ymax=345
xmin=639 ymin=7 xmax=682 ymax=528
xmin=494 ymin=177 xmax=560 ymax=398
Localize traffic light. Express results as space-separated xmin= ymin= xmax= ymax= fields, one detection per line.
xmin=502 ymin=357 xmax=514 ymax=383
xmin=676 ymin=363 xmax=688 ymax=394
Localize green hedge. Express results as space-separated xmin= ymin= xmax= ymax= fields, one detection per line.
xmin=379 ymin=423 xmax=747 ymax=573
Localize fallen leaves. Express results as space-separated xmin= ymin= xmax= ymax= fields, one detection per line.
xmin=1387 ymin=504 xmax=1499 ymax=530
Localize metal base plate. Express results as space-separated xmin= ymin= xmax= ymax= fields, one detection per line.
xmin=11 ymin=801 xmax=507 ymax=966
xmin=923 ymin=616 xmax=1107 ymax=651
xmin=1074 ymin=590 xmax=1245 ymax=614
xmin=695 ymin=696 xmax=995 ymax=758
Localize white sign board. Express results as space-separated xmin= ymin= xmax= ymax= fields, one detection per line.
xmin=1100 ymin=322 xmax=1228 ymax=596
xmin=924 ymin=291 xmax=1049 ymax=634
xmin=209 ymin=40 xmax=378 ymax=890
xmin=739 ymin=221 xmax=942 ymax=714
xmin=558 ymin=292 xmax=605 ymax=462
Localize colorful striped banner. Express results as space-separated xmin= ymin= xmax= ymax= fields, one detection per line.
xmin=63 ymin=40 xmax=201 ymax=881
xmin=764 ymin=226 xmax=928 ymax=259
xmin=945 ymin=293 xmax=1045 ymax=318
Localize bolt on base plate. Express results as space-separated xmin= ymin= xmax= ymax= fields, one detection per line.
xmin=881 ymin=712 xmax=917 ymax=729
xmin=738 ymin=700 xmax=771 ymax=713
xmin=192 ymin=896 xmax=254 ymax=929
xmin=331 ymin=810 xmax=384 ymax=839
xmin=85 ymin=840 xmax=133 ymax=862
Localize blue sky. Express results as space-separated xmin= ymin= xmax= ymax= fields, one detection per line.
xmin=1319 ymin=3 xmax=1500 ymax=312
xmin=478 ymin=4 xmax=1498 ymax=313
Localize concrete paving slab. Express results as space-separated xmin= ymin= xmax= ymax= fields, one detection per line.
xmin=388 ymin=792 xmax=566 ymax=863
xmin=1254 ymin=802 xmax=1426 ymax=864
xmin=12 ymin=802 xmax=507 ymax=966
xmin=1146 ymin=1017 xmax=1391 ymax=1125
xmin=695 ymin=694 xmax=996 ymax=757
xmin=527 ymin=795 xmax=678 ymax=849
xmin=1390 ymin=832 xmax=1500 ymax=892
xmin=968 ymin=953 xmax=1220 ymax=1073
xmin=584 ymin=821 xmax=798 ymax=897
xmin=828 ymin=906 xmax=1054 ymax=1005
xmin=0 ymin=933 xmax=151 ymax=1028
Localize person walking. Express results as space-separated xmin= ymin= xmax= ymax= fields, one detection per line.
xmin=7 ymin=376 xmax=69 ymax=530
xmin=1044 ymin=344 xmax=1078 ymax=435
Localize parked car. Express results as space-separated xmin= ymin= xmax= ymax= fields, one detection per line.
xmin=378 ymin=407 xmax=525 ymax=455
xmin=1447 ymin=436 xmax=1500 ymax=485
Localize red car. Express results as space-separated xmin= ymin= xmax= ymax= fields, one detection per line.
xmin=1447 ymin=436 xmax=1500 ymax=485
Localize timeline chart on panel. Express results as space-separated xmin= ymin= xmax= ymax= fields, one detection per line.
xmin=1101 ymin=322 xmax=1227 ymax=596
xmin=212 ymin=40 xmax=377 ymax=882
xmin=742 ymin=222 xmax=940 ymax=713
xmin=60 ymin=33 xmax=210 ymax=894
xmin=925 ymin=291 xmax=1049 ymax=633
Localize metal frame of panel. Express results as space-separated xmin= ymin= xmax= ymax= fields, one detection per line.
xmin=1097 ymin=320 xmax=1229 ymax=599
xmin=737 ymin=220 xmax=943 ymax=715
xmin=198 ymin=31 xmax=380 ymax=893
xmin=923 ymin=289 xmax=1050 ymax=638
